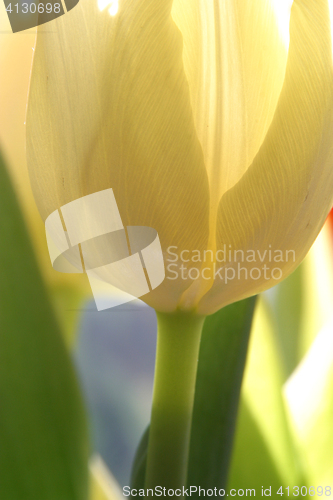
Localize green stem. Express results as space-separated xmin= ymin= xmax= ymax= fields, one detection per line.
xmin=145 ymin=311 xmax=205 ymax=492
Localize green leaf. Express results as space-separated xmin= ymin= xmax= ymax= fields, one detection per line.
xmin=187 ymin=296 xmax=257 ymax=489
xmin=0 ymin=150 xmax=89 ymax=500
xmin=228 ymin=399 xmax=284 ymax=492
xmin=130 ymin=426 xmax=149 ymax=492
xmin=89 ymin=455 xmax=123 ymax=500
xmin=267 ymin=225 xmax=333 ymax=376
xmin=267 ymin=264 xmax=304 ymax=379
xmin=241 ymin=297 xmax=306 ymax=488
xmin=284 ymin=316 xmax=333 ymax=485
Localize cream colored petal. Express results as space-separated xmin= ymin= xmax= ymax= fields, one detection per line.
xmin=198 ymin=0 xmax=333 ymax=315
xmin=26 ymin=0 xmax=210 ymax=311
xmin=0 ymin=9 xmax=90 ymax=301
xmin=171 ymin=0 xmax=292 ymax=212
xmin=0 ymin=6 xmax=36 ymax=215
xmin=0 ymin=10 xmax=35 ymax=193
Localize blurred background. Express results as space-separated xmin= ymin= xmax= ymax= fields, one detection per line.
xmin=1 ymin=7 xmax=333 ymax=494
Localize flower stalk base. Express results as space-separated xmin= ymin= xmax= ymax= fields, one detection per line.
xmin=145 ymin=311 xmax=205 ymax=493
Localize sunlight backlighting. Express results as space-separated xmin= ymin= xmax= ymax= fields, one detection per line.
xmin=284 ymin=318 xmax=333 ymax=434
xmin=97 ymin=0 xmax=118 ymax=16
xmin=271 ymin=0 xmax=293 ymax=49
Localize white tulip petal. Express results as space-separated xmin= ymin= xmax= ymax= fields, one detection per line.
xmin=199 ymin=0 xmax=333 ymax=315
xmin=172 ymin=0 xmax=292 ymax=211
xmin=26 ymin=0 xmax=210 ymax=311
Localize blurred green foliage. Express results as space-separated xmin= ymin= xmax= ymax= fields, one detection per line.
xmin=0 ymin=150 xmax=89 ymax=500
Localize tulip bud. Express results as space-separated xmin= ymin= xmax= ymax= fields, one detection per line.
xmin=27 ymin=0 xmax=333 ymax=314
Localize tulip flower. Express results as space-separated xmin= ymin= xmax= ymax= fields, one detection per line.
xmin=26 ymin=0 xmax=333 ymax=315
xmin=26 ymin=0 xmax=333 ymax=491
